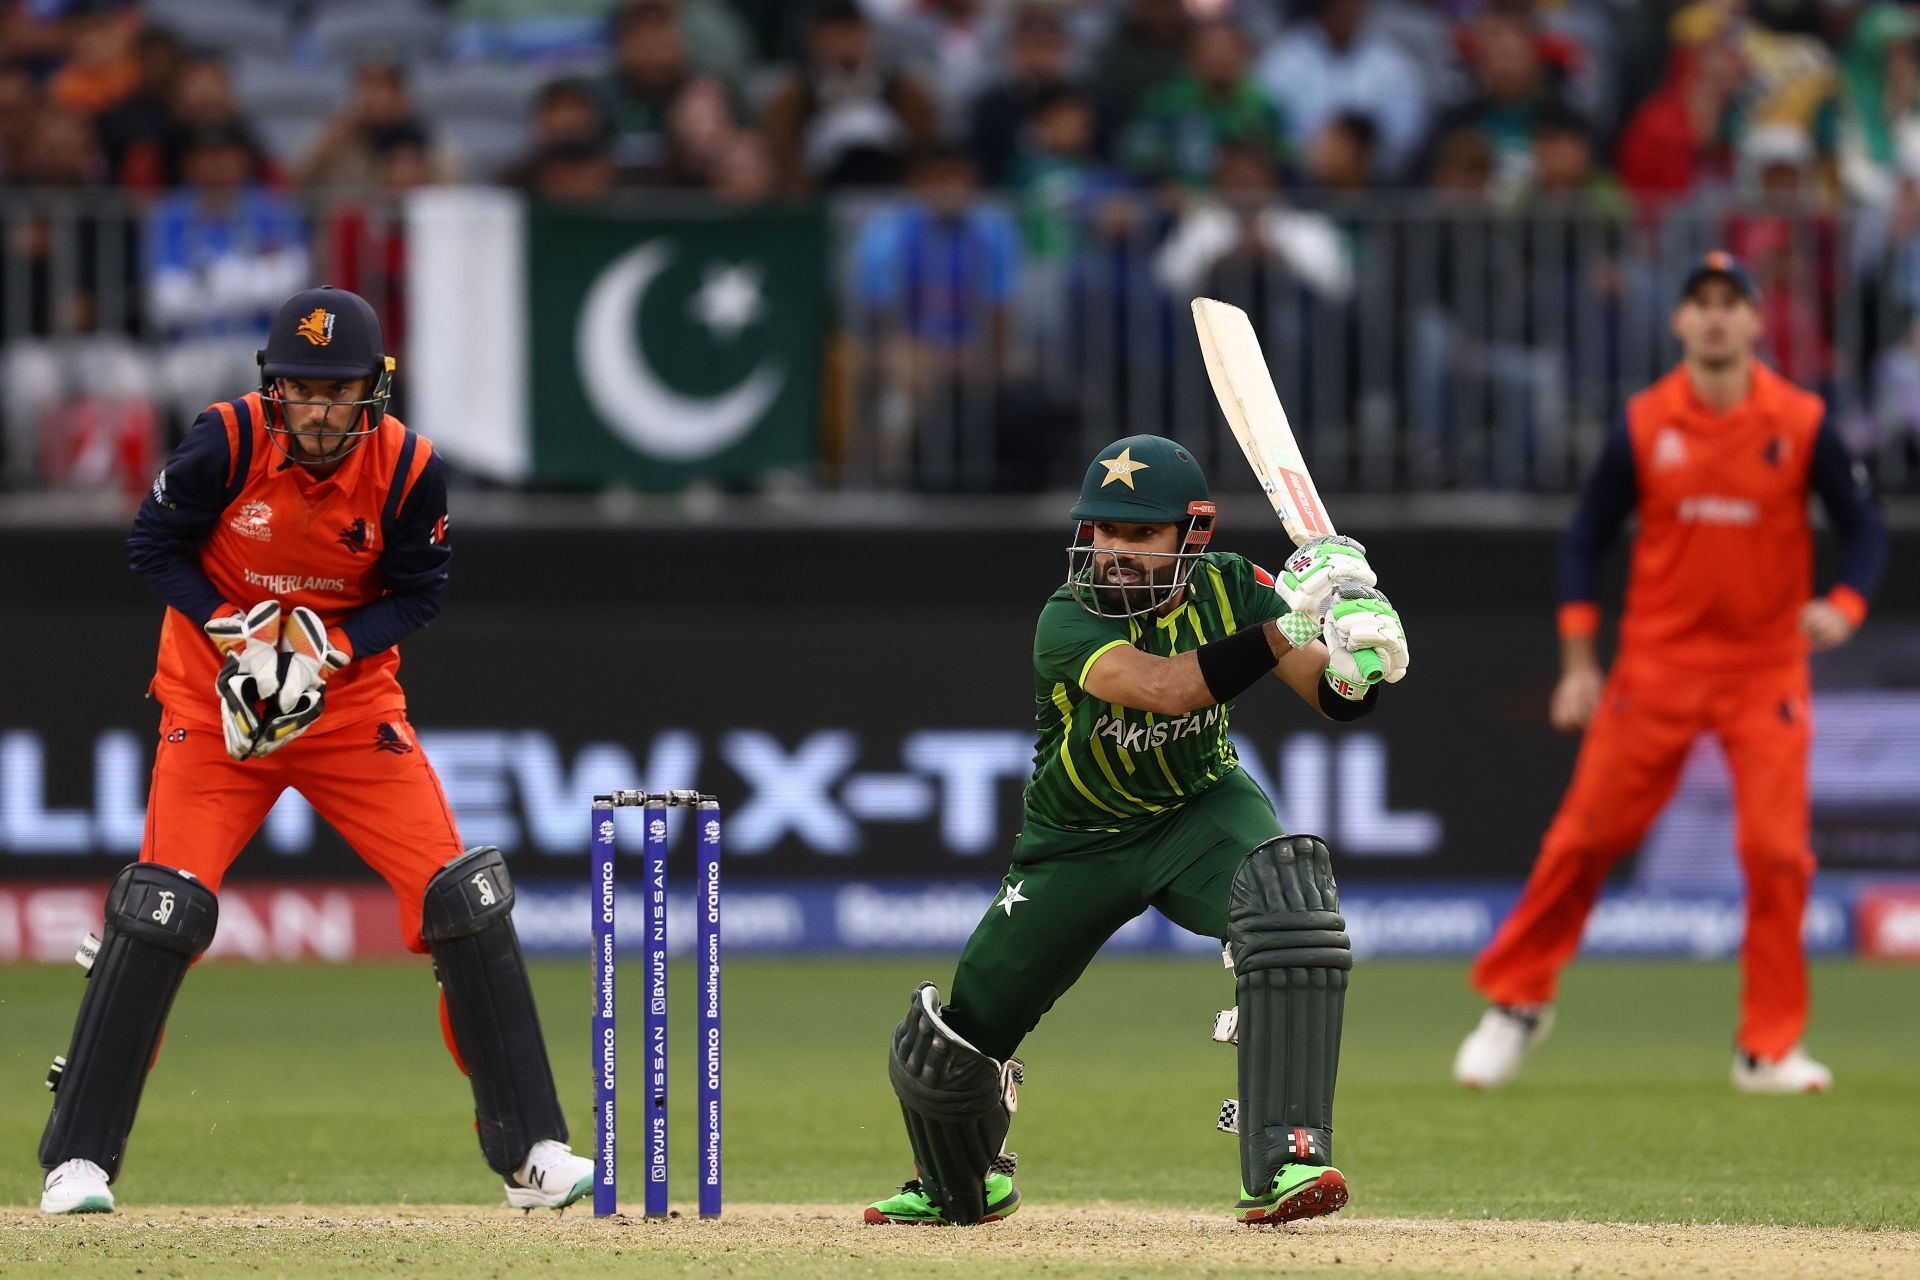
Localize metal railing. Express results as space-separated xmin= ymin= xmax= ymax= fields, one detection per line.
xmin=830 ymin=191 xmax=1919 ymax=496
xmin=3 ymin=189 xmax=1915 ymax=496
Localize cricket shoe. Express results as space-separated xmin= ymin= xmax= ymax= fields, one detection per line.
xmin=1732 ymin=1044 xmax=1832 ymax=1095
xmin=863 ymin=1173 xmax=1020 ymax=1225
xmin=1236 ymin=1164 xmax=1348 ymax=1225
xmin=505 ymin=1139 xmax=593 ymax=1211
xmin=41 ymin=1158 xmax=113 ymax=1214
xmin=1453 ymin=1003 xmax=1555 ymax=1090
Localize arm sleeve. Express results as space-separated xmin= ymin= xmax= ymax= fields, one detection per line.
xmin=125 ymin=410 xmax=234 ymax=625
xmin=339 ymin=452 xmax=451 ymax=659
xmin=1033 ymin=599 xmax=1131 ymax=690
xmin=1557 ymin=413 xmax=1637 ymax=637
xmin=1808 ymin=415 xmax=1888 ymax=623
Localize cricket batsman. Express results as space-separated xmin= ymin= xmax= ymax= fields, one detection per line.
xmin=37 ymin=287 xmax=591 ymax=1214
xmin=867 ymin=434 xmax=1410 ymax=1226
xmin=1454 ymin=253 xmax=1887 ymax=1094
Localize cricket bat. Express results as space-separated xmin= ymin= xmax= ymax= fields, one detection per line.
xmin=1191 ymin=296 xmax=1384 ymax=684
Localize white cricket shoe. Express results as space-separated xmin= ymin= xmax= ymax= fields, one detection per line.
xmin=41 ymin=1158 xmax=113 ymax=1214
xmin=505 ymin=1139 xmax=593 ymax=1210
xmin=1733 ymin=1045 xmax=1833 ymax=1095
xmin=1453 ymin=1004 xmax=1555 ymax=1090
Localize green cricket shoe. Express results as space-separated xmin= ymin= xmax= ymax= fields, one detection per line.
xmin=863 ymin=1173 xmax=1021 ymax=1226
xmin=1235 ymin=1164 xmax=1349 ymax=1225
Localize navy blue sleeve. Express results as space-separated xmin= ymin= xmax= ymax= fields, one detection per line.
xmin=1808 ymin=416 xmax=1887 ymax=598
xmin=1559 ymin=414 xmax=1638 ymax=604
xmin=126 ymin=410 xmax=232 ymax=625
xmin=340 ymin=451 xmax=450 ymax=658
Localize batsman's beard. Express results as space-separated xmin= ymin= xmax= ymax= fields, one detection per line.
xmin=1066 ymin=544 xmax=1197 ymax=618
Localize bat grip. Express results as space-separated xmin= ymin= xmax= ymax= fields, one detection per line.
xmin=1353 ymin=647 xmax=1385 ymax=684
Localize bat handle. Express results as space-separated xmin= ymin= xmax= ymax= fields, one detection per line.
xmin=1353 ymin=647 xmax=1385 ymax=684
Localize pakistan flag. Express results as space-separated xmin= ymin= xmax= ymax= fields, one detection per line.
xmin=406 ymin=190 xmax=827 ymax=489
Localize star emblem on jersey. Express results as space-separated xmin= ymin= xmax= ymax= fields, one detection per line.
xmin=996 ymin=881 xmax=1030 ymax=916
xmin=1098 ymin=447 xmax=1150 ymax=488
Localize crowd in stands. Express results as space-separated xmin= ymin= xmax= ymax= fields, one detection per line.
xmin=4 ymin=0 xmax=1920 ymax=493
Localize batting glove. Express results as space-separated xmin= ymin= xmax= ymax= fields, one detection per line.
xmin=1323 ymin=584 xmax=1409 ymax=698
xmin=251 ymin=606 xmax=347 ymax=758
xmin=1278 ymin=535 xmax=1377 ymax=622
xmin=205 ymin=600 xmax=283 ymax=761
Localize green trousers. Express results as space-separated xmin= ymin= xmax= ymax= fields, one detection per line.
xmin=944 ymin=767 xmax=1283 ymax=1061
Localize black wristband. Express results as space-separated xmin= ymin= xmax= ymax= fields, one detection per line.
xmin=1317 ymin=676 xmax=1381 ymax=722
xmin=1196 ymin=624 xmax=1280 ymax=703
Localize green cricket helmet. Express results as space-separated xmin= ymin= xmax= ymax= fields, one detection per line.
xmin=1066 ymin=434 xmax=1216 ymax=618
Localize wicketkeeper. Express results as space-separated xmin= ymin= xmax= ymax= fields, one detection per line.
xmin=868 ymin=434 xmax=1410 ymax=1226
xmin=37 ymin=287 xmax=590 ymax=1214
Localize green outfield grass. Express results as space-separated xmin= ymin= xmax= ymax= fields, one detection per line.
xmin=2 ymin=956 xmax=1914 ymax=1229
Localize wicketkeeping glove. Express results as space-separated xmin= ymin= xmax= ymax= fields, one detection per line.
xmin=205 ymin=600 xmax=283 ymax=761
xmin=1278 ymin=535 xmax=1377 ymax=622
xmin=1323 ymin=584 xmax=1409 ymax=699
xmin=251 ymin=606 xmax=347 ymax=758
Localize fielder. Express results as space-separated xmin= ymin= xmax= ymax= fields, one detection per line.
xmin=1454 ymin=253 xmax=1887 ymax=1094
xmin=37 ymin=287 xmax=591 ymax=1214
xmin=868 ymin=434 xmax=1410 ymax=1226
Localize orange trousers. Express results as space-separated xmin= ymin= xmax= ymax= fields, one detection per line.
xmin=1470 ymin=655 xmax=1816 ymax=1060
xmin=140 ymin=708 xmax=465 ymax=949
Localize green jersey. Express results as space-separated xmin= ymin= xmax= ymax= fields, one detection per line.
xmin=1023 ymin=551 xmax=1285 ymax=833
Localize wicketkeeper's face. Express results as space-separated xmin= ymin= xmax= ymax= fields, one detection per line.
xmin=276 ymin=376 xmax=372 ymax=463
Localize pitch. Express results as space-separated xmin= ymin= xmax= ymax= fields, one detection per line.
xmin=4 ymin=956 xmax=1915 ymax=1277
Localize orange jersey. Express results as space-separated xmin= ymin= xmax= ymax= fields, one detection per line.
xmin=1558 ymin=361 xmax=1885 ymax=670
xmin=130 ymin=393 xmax=450 ymax=732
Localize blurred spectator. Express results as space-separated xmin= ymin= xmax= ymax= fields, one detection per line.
xmin=1838 ymin=3 xmax=1920 ymax=207
xmin=145 ymin=122 xmax=309 ymax=434
xmin=0 ymin=1 xmax=73 ymax=74
xmin=0 ymin=60 xmax=36 ymax=179
xmin=1092 ymin=0 xmax=1190 ymax=123
xmin=1614 ymin=17 xmax=1747 ymax=209
xmin=501 ymin=78 xmax=611 ymax=188
xmin=969 ymin=1 xmax=1088 ymax=189
xmin=1011 ymin=85 xmax=1122 ymax=263
xmin=1153 ymin=140 xmax=1351 ymax=301
xmin=1424 ymin=5 xmax=1571 ymax=201
xmin=119 ymin=51 xmax=272 ymax=191
xmin=1 ymin=104 xmax=153 ymax=491
xmin=879 ymin=0 xmax=1001 ymax=139
xmin=45 ymin=6 xmax=138 ymax=118
xmin=850 ymin=145 xmax=1021 ymax=487
xmin=1430 ymin=124 xmax=1496 ymax=203
xmin=94 ymin=26 xmax=180 ymax=182
xmin=1120 ymin=19 xmax=1285 ymax=188
xmin=1866 ymin=311 xmax=1920 ymax=463
xmin=597 ymin=0 xmax=739 ymax=185
xmin=709 ymin=127 xmax=777 ymax=204
xmin=761 ymin=0 xmax=938 ymax=193
xmin=530 ymin=135 xmax=619 ymax=201
xmin=297 ymin=60 xmax=462 ymax=192
xmin=451 ymin=0 xmax=751 ymax=86
xmin=1259 ymin=0 xmax=1428 ymax=182
xmin=322 ymin=124 xmax=434 ymax=392
xmin=1520 ymin=101 xmax=1623 ymax=210
xmin=1726 ymin=124 xmax=1835 ymax=387
xmin=1447 ymin=0 xmax=1590 ymax=123
xmin=1303 ymin=110 xmax=1377 ymax=195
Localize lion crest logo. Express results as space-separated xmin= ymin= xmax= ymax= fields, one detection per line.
xmin=296 ymin=308 xmax=335 ymax=347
